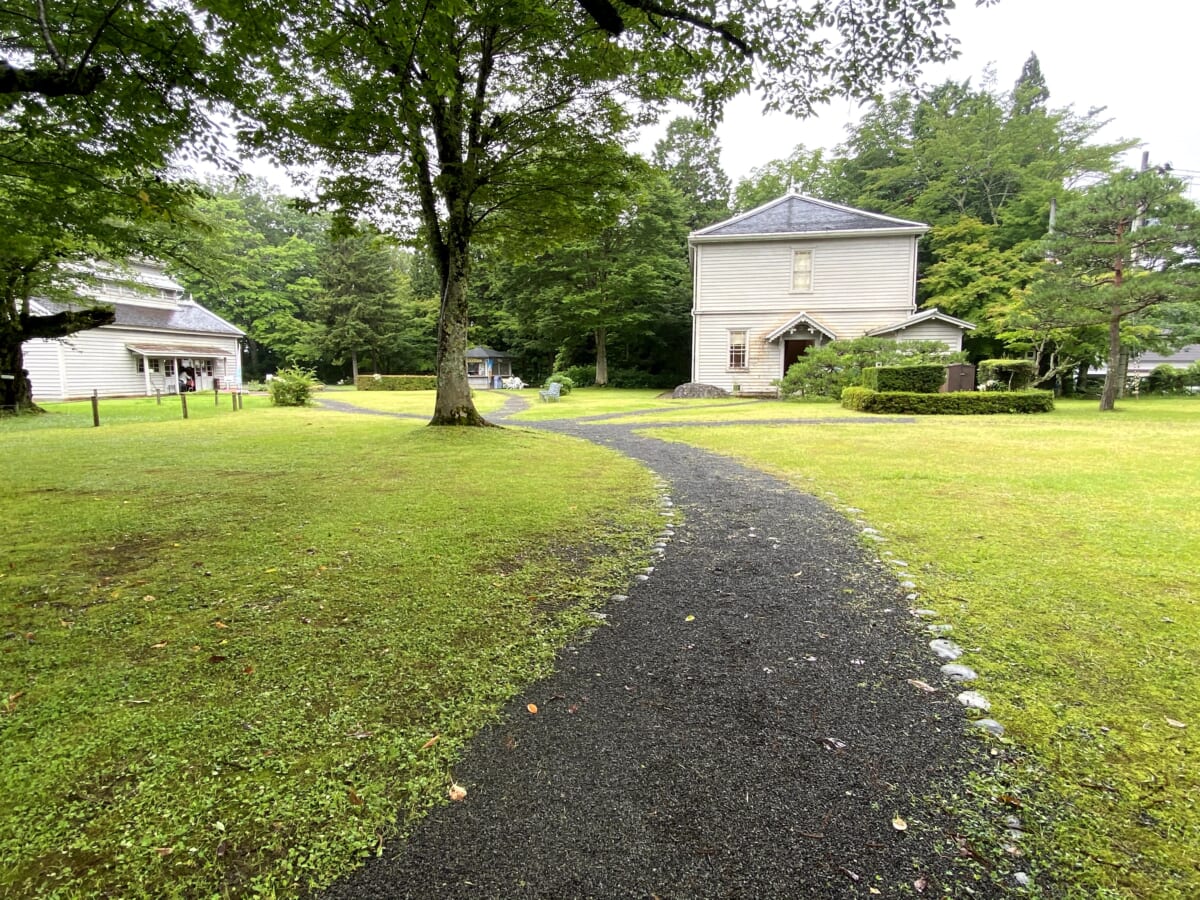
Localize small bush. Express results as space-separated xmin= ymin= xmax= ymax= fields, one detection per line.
xmin=268 ymin=367 xmax=320 ymax=407
xmin=860 ymin=364 xmax=946 ymax=394
xmin=1145 ymin=364 xmax=1185 ymax=394
xmin=776 ymin=337 xmax=964 ymax=398
xmin=544 ymin=373 xmax=575 ymax=394
xmin=978 ymin=359 xmax=1036 ymax=391
xmin=560 ymin=365 xmax=596 ymax=387
xmin=241 ymin=380 xmax=268 ymax=392
xmin=355 ymin=375 xmax=438 ymax=391
xmin=842 ymin=386 xmax=1054 ymax=415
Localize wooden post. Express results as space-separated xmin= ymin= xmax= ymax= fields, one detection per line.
xmin=214 ymin=383 xmax=220 ymax=406
xmin=91 ymin=390 xmax=99 ymax=427
xmin=155 ymin=388 xmax=161 ymax=405
xmin=232 ymin=390 xmax=239 ymax=411
xmin=180 ymin=391 xmax=189 ymax=419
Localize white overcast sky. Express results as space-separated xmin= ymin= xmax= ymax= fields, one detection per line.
xmin=679 ymin=0 xmax=1198 ymax=188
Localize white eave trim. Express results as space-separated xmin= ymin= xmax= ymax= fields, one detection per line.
xmin=865 ymin=307 xmax=977 ymax=337
xmin=689 ymin=226 xmax=928 ymax=245
xmin=765 ymin=312 xmax=839 ymax=342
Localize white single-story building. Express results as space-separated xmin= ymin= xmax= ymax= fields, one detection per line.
xmin=22 ymin=261 xmax=243 ymax=401
xmin=689 ymin=193 xmax=974 ymax=394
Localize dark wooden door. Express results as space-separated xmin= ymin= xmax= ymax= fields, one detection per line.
xmin=783 ymin=339 xmax=814 ymax=373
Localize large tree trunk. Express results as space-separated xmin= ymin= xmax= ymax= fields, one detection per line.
xmin=595 ymin=326 xmax=608 ymax=386
xmin=430 ymin=239 xmax=487 ymax=426
xmin=2 ymin=302 xmax=112 ymax=414
xmin=350 ymin=348 xmax=359 ymax=381
xmin=1 ymin=338 xmax=37 ymax=414
xmin=1099 ymin=306 xmax=1122 ymax=411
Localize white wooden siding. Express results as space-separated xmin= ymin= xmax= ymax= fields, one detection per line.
xmin=886 ymin=321 xmax=965 ymax=351
xmin=25 ymin=327 xmax=241 ymax=401
xmin=22 ymin=340 xmax=66 ymax=400
xmin=693 ymin=313 xmax=784 ymax=394
xmin=694 ymin=236 xmax=918 ymax=319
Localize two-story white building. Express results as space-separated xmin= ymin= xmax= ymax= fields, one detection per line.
xmin=689 ymin=193 xmax=973 ymax=394
xmin=22 ymin=260 xmax=243 ymax=401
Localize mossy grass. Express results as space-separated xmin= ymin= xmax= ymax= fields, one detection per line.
xmin=650 ymin=396 xmax=1200 ymax=898
xmin=0 ymin=404 xmax=661 ymax=897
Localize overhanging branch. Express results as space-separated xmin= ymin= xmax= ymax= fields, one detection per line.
xmin=20 ymin=306 xmax=114 ymax=340
xmin=0 ymin=60 xmax=106 ymax=96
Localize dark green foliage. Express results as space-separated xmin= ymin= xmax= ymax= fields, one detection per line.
xmin=607 ymin=368 xmax=673 ymax=389
xmin=842 ymin=386 xmax=1054 ymax=415
xmin=1145 ymin=365 xmax=1186 ymax=394
xmin=267 ymin=367 xmax=319 ymax=406
xmin=544 ymin=374 xmax=576 ymax=394
xmin=777 ymin=338 xmax=961 ymax=398
xmin=355 ymin=375 xmax=438 ymax=391
xmin=978 ymin=359 xmax=1037 ymax=391
xmin=560 ymin=365 xmax=597 ymax=387
xmin=860 ymin=364 xmax=946 ymax=393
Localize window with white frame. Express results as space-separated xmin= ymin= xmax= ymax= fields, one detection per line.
xmin=728 ymin=330 xmax=748 ymax=369
xmin=467 ymin=360 xmax=482 ymax=376
xmin=792 ymin=249 xmax=813 ymax=292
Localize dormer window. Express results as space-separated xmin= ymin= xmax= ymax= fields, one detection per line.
xmin=791 ymin=249 xmax=813 ymax=292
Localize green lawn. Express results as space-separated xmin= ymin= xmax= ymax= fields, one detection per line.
xmin=324 ymin=388 xmax=512 ymax=416
xmin=508 ymin=386 xmax=754 ymax=421
xmin=0 ymin=401 xmax=660 ymax=898
xmin=648 ymin=396 xmax=1200 ymax=899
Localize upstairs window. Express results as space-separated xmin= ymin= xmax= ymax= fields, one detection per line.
xmin=728 ymin=330 xmax=748 ymax=369
xmin=792 ymin=249 xmax=813 ymax=292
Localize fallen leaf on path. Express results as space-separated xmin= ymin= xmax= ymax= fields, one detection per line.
xmin=892 ymin=815 xmax=908 ymax=831
xmin=684 ymin=615 xmax=695 ymax=622
xmin=526 ymin=703 xmax=538 ymax=714
xmin=914 ymin=875 xmax=928 ymax=892
xmin=906 ymin=678 xmax=937 ymax=693
xmin=448 ymin=783 xmax=467 ymax=802
xmin=820 ymin=737 xmax=847 ymax=752
xmin=839 ymin=867 xmax=860 ymax=882
xmin=420 ymin=734 xmax=440 ymax=750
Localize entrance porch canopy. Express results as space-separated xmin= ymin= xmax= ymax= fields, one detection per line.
xmin=126 ymin=342 xmax=236 ymax=358
xmin=765 ymin=312 xmax=837 ymax=343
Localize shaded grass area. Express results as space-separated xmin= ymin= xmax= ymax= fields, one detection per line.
xmin=509 ymin=387 xmax=752 ymax=421
xmin=650 ymin=397 xmax=1200 ymax=899
xmin=0 ymin=406 xmax=661 ymax=898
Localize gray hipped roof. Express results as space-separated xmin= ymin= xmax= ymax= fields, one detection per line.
xmin=38 ymin=299 xmax=243 ymax=337
xmin=466 ymin=345 xmax=510 ymax=359
xmin=693 ymin=194 xmax=927 ymax=239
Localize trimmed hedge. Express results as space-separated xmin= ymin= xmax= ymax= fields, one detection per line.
xmin=860 ymin=364 xmax=946 ymax=394
xmin=842 ymin=386 xmax=1055 ymax=415
xmin=978 ymin=359 xmax=1036 ymax=391
xmin=355 ymin=375 xmax=438 ymax=391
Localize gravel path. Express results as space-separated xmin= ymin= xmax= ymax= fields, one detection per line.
xmin=318 ymin=397 xmax=1008 ymax=898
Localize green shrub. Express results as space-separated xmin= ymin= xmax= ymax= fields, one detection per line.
xmin=1186 ymin=361 xmax=1200 ymax=389
xmin=860 ymin=364 xmax=946 ymax=393
xmin=607 ymin=368 xmax=669 ymax=389
xmin=544 ymin=373 xmax=575 ymax=394
xmin=776 ymin=337 xmax=964 ymax=398
xmin=842 ymin=386 xmax=1054 ymax=415
xmin=978 ymin=359 xmax=1036 ymax=391
xmin=268 ymin=367 xmax=320 ymax=407
xmin=355 ymin=374 xmax=438 ymax=391
xmin=560 ymin=365 xmax=596 ymax=387
xmin=241 ymin=380 xmax=268 ymax=393
xmin=1145 ymin=364 xmax=1185 ymax=394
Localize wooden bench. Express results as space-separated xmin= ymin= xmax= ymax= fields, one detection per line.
xmin=538 ymin=381 xmax=562 ymax=402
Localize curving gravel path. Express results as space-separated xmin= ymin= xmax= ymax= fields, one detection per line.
xmin=316 ymin=396 xmax=1010 ymax=898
